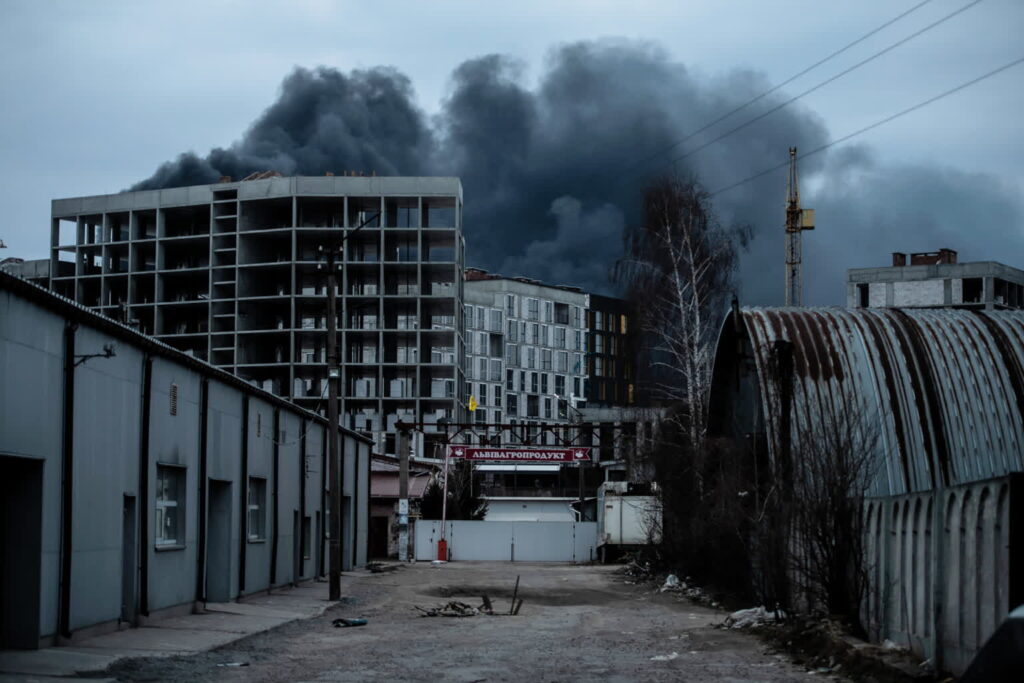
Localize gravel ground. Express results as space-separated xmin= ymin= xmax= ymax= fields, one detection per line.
xmin=101 ymin=562 xmax=826 ymax=682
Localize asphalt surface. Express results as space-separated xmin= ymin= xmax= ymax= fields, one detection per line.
xmin=98 ymin=562 xmax=820 ymax=682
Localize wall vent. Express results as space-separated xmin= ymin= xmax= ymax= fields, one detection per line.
xmin=169 ymin=383 xmax=178 ymax=416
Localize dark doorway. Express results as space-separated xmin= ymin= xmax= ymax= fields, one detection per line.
xmin=121 ymin=495 xmax=137 ymax=625
xmin=0 ymin=456 xmax=43 ymax=649
xmin=369 ymin=517 xmax=389 ymax=559
xmin=206 ymin=480 xmax=232 ymax=602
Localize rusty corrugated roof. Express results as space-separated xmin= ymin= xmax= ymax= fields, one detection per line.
xmin=729 ymin=307 xmax=1024 ymax=496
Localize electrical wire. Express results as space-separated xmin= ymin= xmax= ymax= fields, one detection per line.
xmin=707 ymin=54 xmax=1024 ymax=198
xmin=661 ymin=0 xmax=985 ymax=171
xmin=621 ymin=0 xmax=939 ymax=175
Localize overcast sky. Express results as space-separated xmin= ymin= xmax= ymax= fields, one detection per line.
xmin=1 ymin=0 xmax=1021 ymax=304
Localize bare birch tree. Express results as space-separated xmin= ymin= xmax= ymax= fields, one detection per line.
xmin=614 ymin=175 xmax=751 ymax=578
xmin=615 ymin=174 xmax=748 ymax=449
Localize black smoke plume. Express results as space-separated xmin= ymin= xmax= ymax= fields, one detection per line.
xmin=132 ymin=40 xmax=1024 ymax=304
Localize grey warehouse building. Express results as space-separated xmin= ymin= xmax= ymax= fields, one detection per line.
xmin=847 ymin=248 xmax=1024 ymax=310
xmin=0 ymin=272 xmax=372 ymax=649
xmin=48 ymin=175 xmax=467 ymax=456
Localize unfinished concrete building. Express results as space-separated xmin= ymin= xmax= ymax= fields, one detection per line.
xmin=49 ymin=176 xmax=466 ymax=454
xmin=847 ymin=248 xmax=1024 ymax=310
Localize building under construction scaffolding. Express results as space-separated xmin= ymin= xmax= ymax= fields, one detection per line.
xmin=48 ymin=175 xmax=467 ymax=455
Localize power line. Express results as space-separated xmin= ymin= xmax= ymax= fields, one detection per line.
xmin=663 ymin=0 xmax=984 ymax=171
xmin=623 ymin=0 xmax=938 ymax=174
xmin=708 ymin=55 xmax=1024 ymax=198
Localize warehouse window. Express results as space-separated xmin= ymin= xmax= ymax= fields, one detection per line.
xmin=248 ymin=477 xmax=267 ymax=541
xmin=155 ymin=465 xmax=185 ymax=547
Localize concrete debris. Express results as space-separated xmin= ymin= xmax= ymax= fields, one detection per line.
xmin=650 ymin=652 xmax=679 ymax=661
xmin=415 ymin=601 xmax=480 ymax=617
xmin=881 ymin=638 xmax=908 ymax=652
xmin=723 ymin=606 xmax=787 ymax=629
xmin=659 ymin=574 xmax=681 ymax=592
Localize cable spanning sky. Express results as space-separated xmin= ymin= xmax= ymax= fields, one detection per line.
xmin=1 ymin=0 xmax=1021 ymax=305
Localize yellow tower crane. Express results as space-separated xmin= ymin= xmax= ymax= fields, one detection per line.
xmin=784 ymin=147 xmax=815 ymax=307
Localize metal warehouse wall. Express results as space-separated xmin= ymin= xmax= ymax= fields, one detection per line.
xmin=711 ymin=307 xmax=1024 ymax=497
xmin=0 ymin=273 xmax=371 ymax=649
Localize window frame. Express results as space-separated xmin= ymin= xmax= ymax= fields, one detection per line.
xmin=247 ymin=476 xmax=268 ymax=542
xmin=155 ymin=464 xmax=186 ymax=549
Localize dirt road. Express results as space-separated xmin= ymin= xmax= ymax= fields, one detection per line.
xmin=104 ymin=562 xmax=818 ymax=682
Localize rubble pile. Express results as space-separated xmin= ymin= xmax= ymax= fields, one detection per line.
xmin=657 ymin=574 xmax=720 ymax=609
xmin=721 ymin=606 xmax=787 ymax=629
xmin=415 ymin=601 xmax=480 ymax=618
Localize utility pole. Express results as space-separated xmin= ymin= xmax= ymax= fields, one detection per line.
xmin=397 ymin=427 xmax=410 ymax=562
xmin=322 ymin=244 xmax=342 ymax=601
xmin=784 ymin=147 xmax=815 ymax=306
xmin=319 ymin=210 xmax=379 ymax=601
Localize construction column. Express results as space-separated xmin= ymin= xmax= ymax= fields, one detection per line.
xmin=397 ymin=427 xmax=410 ymax=562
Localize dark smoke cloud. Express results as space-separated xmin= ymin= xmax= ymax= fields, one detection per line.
xmin=132 ymin=66 xmax=433 ymax=190
xmin=131 ymin=40 xmax=1024 ymax=303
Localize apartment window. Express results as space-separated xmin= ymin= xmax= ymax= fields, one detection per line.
xmin=556 ymin=351 xmax=568 ymax=373
xmin=543 ymin=301 xmax=553 ymax=323
xmin=541 ymin=349 xmax=552 ymax=370
xmin=527 ymin=395 xmax=539 ymax=417
xmin=248 ymin=477 xmax=267 ymax=541
xmin=541 ymin=373 xmax=549 ymax=394
xmin=574 ymin=377 xmax=581 ymax=396
xmin=554 ymin=327 xmax=566 ymax=349
xmin=572 ymin=306 xmax=582 ymax=328
xmin=155 ymin=465 xmax=185 ymax=547
xmin=519 ymin=371 xmax=527 ymax=392
xmin=555 ymin=375 xmax=566 ymax=396
xmin=490 ymin=359 xmax=502 ymax=382
xmin=527 ymin=324 xmax=538 ymax=345
xmin=506 ymin=294 xmax=517 ymax=318
xmin=527 ymin=298 xmax=539 ymax=321
xmin=465 ymin=306 xmax=475 ymax=329
xmin=477 ymin=307 xmax=487 ymax=330
xmin=507 ymin=369 xmax=514 ymax=390
xmin=489 ymin=309 xmax=502 ymax=332
xmin=594 ymin=357 xmax=604 ymax=377
xmin=478 ymin=383 xmax=488 ymax=405
xmin=507 ymin=320 xmax=518 ymax=342
xmin=495 ymin=385 xmax=502 ymax=407
xmin=540 ymin=325 xmax=549 ymax=346
xmin=544 ymin=397 xmax=553 ymax=419
xmin=594 ymin=334 xmax=604 ymax=353
xmin=530 ymin=372 xmax=539 ymax=393
xmin=573 ymin=353 xmax=583 ymax=373
xmin=573 ymin=330 xmax=582 ymax=351
xmin=478 ymin=358 xmax=487 ymax=380
xmin=620 ymin=314 xmax=628 ymax=334
xmin=508 ymin=393 xmax=518 ymax=416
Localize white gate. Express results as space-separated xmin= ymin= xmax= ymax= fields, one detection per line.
xmin=414 ymin=520 xmax=596 ymax=562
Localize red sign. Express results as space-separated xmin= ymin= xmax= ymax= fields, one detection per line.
xmin=447 ymin=446 xmax=591 ymax=462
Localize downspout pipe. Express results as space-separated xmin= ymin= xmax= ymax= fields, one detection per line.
xmin=58 ymin=322 xmax=77 ymax=640
xmin=195 ymin=378 xmax=209 ymax=605
xmin=138 ymin=354 xmax=153 ymax=617
xmin=270 ymin=409 xmax=280 ymax=586
xmin=239 ymin=395 xmax=249 ymax=595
